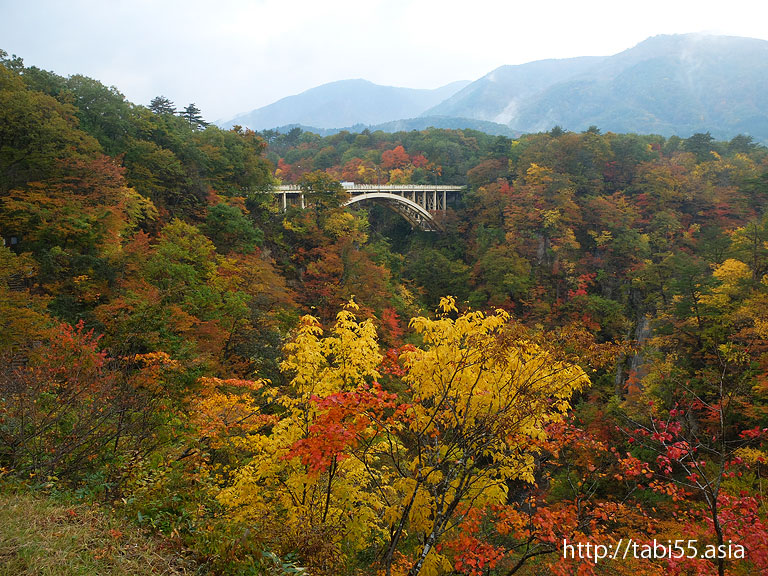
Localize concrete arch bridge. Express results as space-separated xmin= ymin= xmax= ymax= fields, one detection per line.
xmin=273 ymin=183 xmax=464 ymax=231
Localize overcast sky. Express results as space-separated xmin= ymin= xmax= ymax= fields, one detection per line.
xmin=2 ymin=0 xmax=767 ymax=122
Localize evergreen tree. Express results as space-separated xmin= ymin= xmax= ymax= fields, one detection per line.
xmin=149 ymin=95 xmax=176 ymax=115
xmin=180 ymin=102 xmax=207 ymax=130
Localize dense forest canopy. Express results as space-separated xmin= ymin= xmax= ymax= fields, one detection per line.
xmin=1 ymin=51 xmax=768 ymax=576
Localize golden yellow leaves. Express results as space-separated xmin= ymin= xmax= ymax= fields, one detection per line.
xmin=280 ymin=301 xmax=382 ymax=400
xmin=218 ymin=300 xmax=388 ymax=568
xmin=216 ymin=298 xmax=592 ymax=575
xmin=190 ymin=377 xmax=272 ymax=450
xmin=526 ymin=163 xmax=554 ymax=185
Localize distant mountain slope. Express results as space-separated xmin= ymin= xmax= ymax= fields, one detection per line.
xmin=222 ymin=34 xmax=768 ymax=142
xmin=221 ymin=79 xmax=470 ymax=130
xmin=423 ymin=56 xmax=608 ymax=123
xmin=425 ymin=34 xmax=768 ymax=141
xmin=369 ymin=116 xmax=517 ymax=136
xmin=267 ymin=117 xmax=517 ymax=138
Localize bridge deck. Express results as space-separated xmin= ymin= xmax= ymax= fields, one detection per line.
xmin=270 ymin=183 xmax=464 ymax=231
xmin=274 ymin=184 xmax=464 ymax=192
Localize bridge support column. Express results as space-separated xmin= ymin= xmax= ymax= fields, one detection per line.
xmin=281 ymin=192 xmax=287 ymax=211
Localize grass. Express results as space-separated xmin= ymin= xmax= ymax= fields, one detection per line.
xmin=0 ymin=490 xmax=195 ymax=576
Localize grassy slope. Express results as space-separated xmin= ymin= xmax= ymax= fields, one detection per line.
xmin=0 ymin=490 xmax=194 ymax=576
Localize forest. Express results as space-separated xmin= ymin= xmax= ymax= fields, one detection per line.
xmin=1 ymin=51 xmax=768 ymax=576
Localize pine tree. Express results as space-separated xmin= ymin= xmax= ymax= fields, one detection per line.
xmin=180 ymin=103 xmax=207 ymax=130
xmin=149 ymin=95 xmax=176 ymax=115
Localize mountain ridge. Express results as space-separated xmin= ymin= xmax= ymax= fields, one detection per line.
xmin=220 ymin=34 xmax=768 ymax=142
xmin=263 ymin=116 xmax=518 ymax=138
xmin=220 ymin=79 xmax=471 ymax=130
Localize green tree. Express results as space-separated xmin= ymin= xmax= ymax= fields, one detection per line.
xmin=65 ymin=74 xmax=136 ymax=155
xmin=203 ymin=202 xmax=263 ymax=254
xmin=404 ymin=247 xmax=471 ymax=308
xmin=122 ymin=138 xmax=191 ymax=210
xmin=0 ymin=64 xmax=99 ymax=193
xmin=473 ymin=243 xmax=532 ymax=307
xmin=684 ymin=131 xmax=716 ymax=162
xmin=195 ymin=126 xmax=273 ymax=195
xmin=298 ymin=170 xmax=348 ymax=213
xmin=149 ymin=95 xmax=176 ymax=115
xmin=180 ymin=103 xmax=207 ymax=130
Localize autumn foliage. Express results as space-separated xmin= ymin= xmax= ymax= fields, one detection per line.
xmin=2 ymin=52 xmax=768 ymax=576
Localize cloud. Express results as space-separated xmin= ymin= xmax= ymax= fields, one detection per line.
xmin=3 ymin=0 xmax=767 ymax=121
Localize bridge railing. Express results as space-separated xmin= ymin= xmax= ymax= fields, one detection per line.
xmin=268 ymin=183 xmax=464 ymax=230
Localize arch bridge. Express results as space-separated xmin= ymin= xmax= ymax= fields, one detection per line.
xmin=273 ymin=184 xmax=464 ymax=231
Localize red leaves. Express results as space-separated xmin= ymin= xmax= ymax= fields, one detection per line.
xmin=379 ymin=307 xmax=403 ymax=346
xmin=617 ymin=453 xmax=653 ymax=479
xmin=440 ymin=507 xmax=507 ymax=576
xmin=447 ymin=536 xmax=505 ymax=576
xmin=31 ymin=320 xmax=107 ymax=388
xmin=665 ymin=493 xmax=768 ymax=575
xmin=289 ymin=420 xmax=355 ymax=474
xmin=380 ymin=146 xmax=410 ymax=170
xmin=567 ymin=272 xmax=596 ymax=299
xmin=739 ymin=426 xmax=766 ymax=440
xmin=380 ymin=344 xmax=414 ymax=377
xmin=287 ymin=384 xmax=398 ymax=475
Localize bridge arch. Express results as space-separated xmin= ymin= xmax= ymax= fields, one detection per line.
xmin=344 ymin=192 xmax=441 ymax=231
xmin=272 ymin=184 xmax=463 ymax=232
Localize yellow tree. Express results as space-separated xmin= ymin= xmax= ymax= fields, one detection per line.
xmin=219 ymin=298 xmax=590 ymax=575
xmin=218 ymin=301 xmax=387 ymax=572
xmin=370 ymin=297 xmax=591 ymax=576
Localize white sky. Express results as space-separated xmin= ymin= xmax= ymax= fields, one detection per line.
xmin=2 ymin=0 xmax=768 ymax=122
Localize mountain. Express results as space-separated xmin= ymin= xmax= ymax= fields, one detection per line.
xmin=424 ymin=34 xmax=768 ymax=141
xmin=423 ymin=56 xmax=608 ymax=123
xmin=367 ymin=116 xmax=517 ymax=136
xmin=220 ymin=79 xmax=470 ymax=130
xmin=222 ymin=34 xmax=768 ymax=142
xmin=265 ymin=117 xmax=517 ymax=138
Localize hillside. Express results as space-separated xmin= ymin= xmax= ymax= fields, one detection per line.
xmin=264 ymin=116 xmax=517 ymax=137
xmin=0 ymin=491 xmax=193 ymax=576
xmin=423 ymin=55 xmax=607 ymax=123
xmin=2 ymin=50 xmax=768 ymax=576
xmin=220 ymin=78 xmax=470 ymax=130
xmin=223 ymin=34 xmax=768 ymax=142
xmin=425 ymin=34 xmax=768 ymax=140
